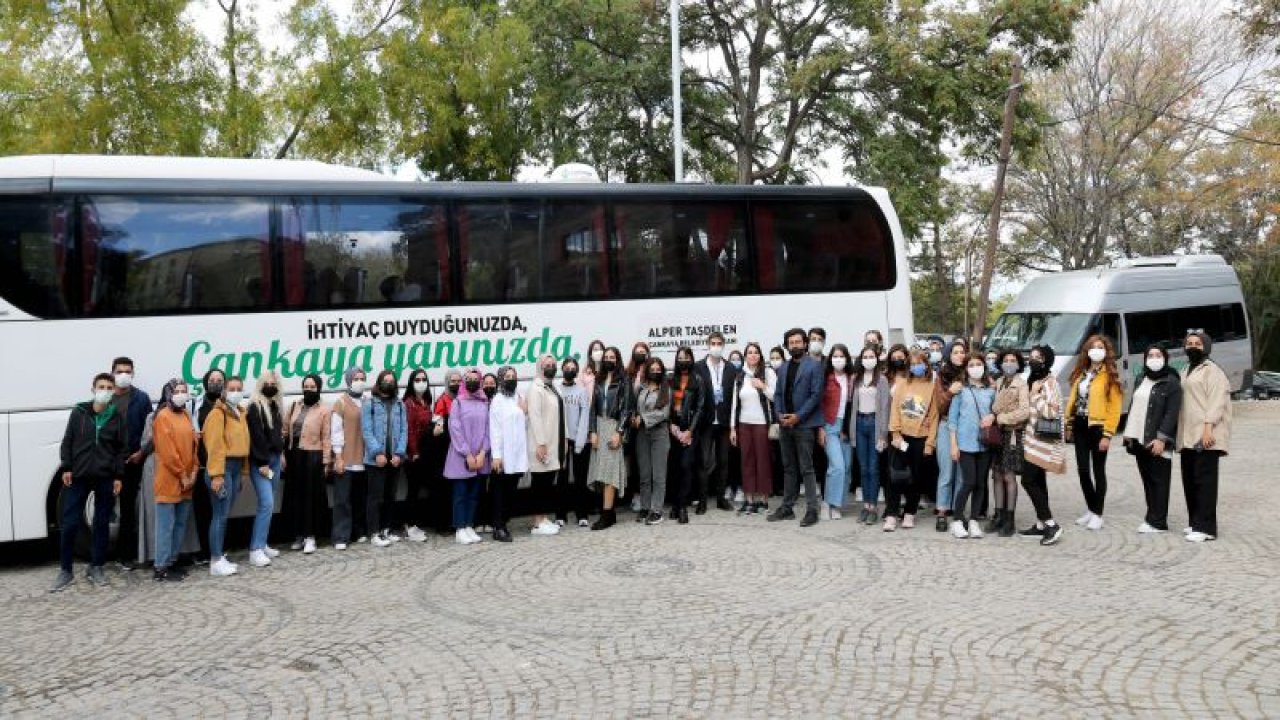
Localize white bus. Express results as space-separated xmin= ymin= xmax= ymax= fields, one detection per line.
xmin=986 ymin=255 xmax=1252 ymax=411
xmin=0 ymin=154 xmax=913 ymax=545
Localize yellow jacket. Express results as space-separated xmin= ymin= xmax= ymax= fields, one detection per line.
xmin=204 ymin=400 xmax=250 ymax=478
xmin=1066 ymin=368 xmax=1122 ymax=438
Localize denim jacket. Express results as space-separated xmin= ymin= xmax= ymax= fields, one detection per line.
xmin=948 ymin=384 xmax=995 ymax=454
xmin=361 ymin=396 xmax=408 ymax=464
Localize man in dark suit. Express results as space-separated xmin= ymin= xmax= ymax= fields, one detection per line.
xmin=768 ymin=327 xmax=825 ymax=526
xmin=694 ymin=331 xmax=740 ymax=512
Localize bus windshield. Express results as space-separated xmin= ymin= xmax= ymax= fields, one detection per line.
xmin=987 ymin=312 xmax=1094 ymax=355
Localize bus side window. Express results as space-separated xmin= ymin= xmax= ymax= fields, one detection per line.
xmin=753 ymin=199 xmax=894 ymax=292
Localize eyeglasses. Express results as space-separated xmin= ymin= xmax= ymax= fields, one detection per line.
xmin=1185 ymin=328 xmax=1204 ymax=335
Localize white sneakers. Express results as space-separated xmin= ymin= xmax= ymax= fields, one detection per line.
xmin=733 ymin=489 xmax=746 ymax=504
xmin=1186 ymin=531 xmax=1216 ymax=543
xmin=1137 ymin=522 xmax=1166 ymax=534
xmin=210 ymin=557 xmax=238 ymax=577
xmin=951 ymin=520 xmax=970 ymax=539
xmin=882 ymin=515 xmax=898 ymax=532
xmin=249 ymin=549 xmax=271 ymax=568
xmin=827 ymin=504 xmax=842 ymax=520
xmin=1086 ymin=514 xmax=1105 ymax=531
xmin=1076 ymin=511 xmax=1094 ymax=526
xmin=264 ymin=546 xmax=280 ymax=558
xmin=290 ymin=539 xmax=304 ymax=551
xmin=531 ymin=520 xmax=560 ymax=536
xmin=456 ymin=527 xmax=484 ymax=545
xmin=406 ymin=525 xmax=428 ymax=543
xmin=371 ymin=533 xmax=392 ymax=548
xmin=334 ymin=542 xmax=348 ymax=551
xmin=302 ymin=537 xmax=317 ymax=554
xmin=578 ymin=519 xmax=590 ymax=529
xmin=967 ymin=520 xmax=984 ymax=539
xmin=465 ymin=527 xmax=482 ymax=543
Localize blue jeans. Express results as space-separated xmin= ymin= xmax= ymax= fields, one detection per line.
xmin=822 ymin=420 xmax=852 ymax=508
xmin=206 ymin=459 xmax=242 ymax=558
xmin=935 ymin=420 xmax=956 ymax=512
xmin=249 ymin=453 xmax=282 ymax=551
xmin=154 ymin=500 xmax=191 ymax=570
xmin=452 ymin=477 xmax=482 ymax=528
xmin=59 ymin=475 xmax=114 ymax=571
xmin=854 ymin=414 xmax=880 ymax=506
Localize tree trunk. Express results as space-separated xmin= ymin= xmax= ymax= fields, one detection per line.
xmin=972 ymin=56 xmax=1022 ymax=343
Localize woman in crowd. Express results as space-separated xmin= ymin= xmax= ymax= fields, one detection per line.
xmin=583 ymin=339 xmax=606 ymax=401
xmin=476 ymin=373 xmax=500 ymax=530
xmin=489 ymin=365 xmax=531 ymax=542
xmin=361 ymin=369 xmax=407 ymax=548
xmin=851 ymin=344 xmax=889 ymax=525
xmin=588 ymin=347 xmax=633 ymax=530
xmin=445 ymin=368 xmax=491 ymax=545
xmin=284 ymin=373 xmax=330 ymax=554
xmin=152 ymin=379 xmax=198 ymax=582
xmin=192 ymin=368 xmax=226 ymax=565
xmin=1123 ymin=345 xmax=1181 ymax=534
xmin=624 ymin=342 xmax=651 ymax=513
xmin=985 ymin=349 xmax=1003 ymax=382
xmin=933 ymin=340 xmax=968 ymax=531
xmin=428 ymin=369 xmax=463 ymax=534
xmin=245 ymin=370 xmax=285 ymax=567
xmin=1177 ymin=330 xmax=1231 ymax=543
xmin=1019 ymin=346 xmax=1066 ymax=546
xmin=1066 ymin=334 xmax=1122 ymax=531
xmin=730 ymin=342 xmax=776 ymax=515
xmin=528 ymin=354 xmax=567 ymax=532
xmin=557 ymin=357 xmax=594 ymax=528
xmin=203 ymin=375 xmax=250 ymax=577
xmin=885 ymin=348 xmax=938 ymax=531
xmin=330 ymin=367 xmax=368 ymax=550
xmin=990 ymin=349 xmax=1030 ymax=537
xmin=632 ymin=357 xmax=672 ymax=525
xmin=400 ymin=369 xmax=433 ymax=542
xmin=820 ymin=343 xmax=854 ymax=519
xmin=668 ymin=346 xmax=704 ymax=524
xmin=948 ymin=353 xmax=996 ymax=539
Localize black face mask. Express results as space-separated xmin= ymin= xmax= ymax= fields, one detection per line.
xmin=601 ymin=360 xmax=617 ymax=374
xmin=261 ymin=385 xmax=278 ymax=398
xmin=889 ymin=358 xmax=906 ymax=371
xmin=563 ymin=369 xmax=578 ymax=383
xmin=448 ymin=383 xmax=461 ymax=396
xmin=1185 ymin=347 xmax=1206 ymax=366
xmin=634 ymin=354 xmax=648 ymax=366
xmin=542 ymin=366 xmax=556 ymax=379
xmin=483 ymin=386 xmax=497 ymax=399
xmin=788 ymin=347 xmax=805 ymax=360
xmin=675 ymin=360 xmax=692 ymax=373
xmin=465 ymin=380 xmax=480 ymax=393
xmin=206 ymin=383 xmax=224 ymax=398
xmin=1027 ymin=359 xmax=1049 ymax=382
xmin=502 ymin=379 xmax=518 ymax=394
xmin=379 ymin=382 xmax=395 ymax=395
xmin=303 ymin=390 xmax=320 ymax=406
xmin=647 ymin=371 xmax=663 ymax=383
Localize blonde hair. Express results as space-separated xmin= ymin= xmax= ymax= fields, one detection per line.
xmin=250 ymin=370 xmax=282 ymax=427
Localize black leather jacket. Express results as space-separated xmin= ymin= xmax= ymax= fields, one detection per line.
xmin=670 ymin=371 xmax=706 ymax=432
xmin=1132 ymin=372 xmax=1182 ymax=447
xmin=589 ymin=376 xmax=635 ymax=435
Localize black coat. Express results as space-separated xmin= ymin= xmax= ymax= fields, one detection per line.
xmin=247 ymin=401 xmax=285 ymax=467
xmin=671 ymin=371 xmax=706 ymax=432
xmin=1133 ymin=372 xmax=1182 ymax=447
xmin=59 ymin=402 xmax=128 ymax=481
xmin=694 ymin=358 xmax=741 ymax=428
xmin=589 ymin=375 xmax=635 ymax=435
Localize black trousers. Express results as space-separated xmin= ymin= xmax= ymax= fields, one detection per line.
xmin=558 ymin=445 xmax=594 ymax=522
xmin=697 ymin=425 xmax=731 ymax=503
xmin=671 ymin=434 xmax=699 ymax=509
xmin=955 ymin=450 xmax=991 ymax=523
xmin=366 ymin=464 xmax=395 ymax=535
xmin=884 ymin=436 xmax=928 ymax=518
xmin=1134 ymin=447 xmax=1172 ymax=530
xmin=1020 ymin=462 xmax=1054 ymax=523
xmin=388 ymin=458 xmax=429 ymax=531
xmin=1073 ymin=417 xmax=1109 ymax=515
xmin=530 ymin=470 xmax=557 ymax=516
xmin=116 ymin=461 xmax=143 ymax=563
xmin=1180 ymin=450 xmax=1221 ymax=537
xmin=491 ymin=473 xmax=521 ymax=530
xmin=286 ymin=448 xmax=326 ymax=540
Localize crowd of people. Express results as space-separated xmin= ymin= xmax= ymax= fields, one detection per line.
xmin=50 ymin=326 xmax=1234 ymax=592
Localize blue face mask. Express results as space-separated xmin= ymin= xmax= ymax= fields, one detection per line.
xmin=910 ymin=363 xmax=927 ymax=377
xmin=987 ymin=361 xmax=999 ymax=374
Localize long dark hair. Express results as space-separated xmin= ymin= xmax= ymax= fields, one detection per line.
xmin=403 ymin=368 xmax=431 ymax=403
xmin=743 ymin=342 xmax=767 ymax=381
xmin=852 ymin=344 xmax=880 ymax=384
xmin=644 ymin=358 xmax=671 ymax=408
xmin=825 ymin=343 xmax=852 ymax=376
xmin=373 ymin=369 xmax=399 ymax=398
xmin=884 ymin=343 xmax=910 ymax=381
xmin=586 ymin=339 xmax=605 ymax=375
xmin=600 ymin=346 xmax=624 ymax=385
xmin=627 ymin=341 xmax=652 ymax=380
xmin=673 ymin=345 xmax=694 ymax=376
xmin=937 ymin=339 xmax=968 ymax=386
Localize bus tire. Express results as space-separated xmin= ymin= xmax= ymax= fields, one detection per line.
xmin=48 ymin=476 xmax=120 ymax=562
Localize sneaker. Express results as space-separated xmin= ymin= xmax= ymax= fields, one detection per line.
xmin=356 ymin=535 xmax=368 ymax=544
xmin=465 ymin=527 xmax=483 ymax=544
xmin=577 ymin=519 xmax=590 ymax=529
xmin=264 ymin=546 xmax=281 ymax=558
xmin=631 ymin=497 xmax=645 ymax=513
xmin=882 ymin=516 xmax=898 ymax=532
xmin=901 ymin=514 xmax=914 ymax=529
xmin=733 ymin=489 xmax=746 ymax=504
xmin=1137 ymin=522 xmax=1166 ymax=534
xmin=738 ymin=501 xmax=752 ymax=515
xmin=249 ymin=550 xmax=272 ymax=568
xmin=169 ymin=565 xmax=189 ymax=580
xmin=951 ymin=520 xmax=969 ymax=539
xmin=290 ymin=539 xmax=304 ymax=551
xmin=86 ymin=565 xmax=109 ymax=587
xmin=723 ymin=487 xmax=734 ymax=501
xmin=456 ymin=529 xmax=472 ymax=545
xmin=1182 ymin=526 xmax=1193 ymax=535
xmin=1041 ymin=523 xmax=1064 ymax=546
xmin=1086 ymin=514 xmax=1105 ymax=531
xmin=967 ymin=519 xmax=984 ymax=539
xmin=385 ymin=531 xmax=402 ymax=543
xmin=303 ymin=537 xmax=317 ymax=554
xmin=153 ymin=568 xmax=182 ymax=583
xmin=50 ymin=569 xmax=74 ymax=593
xmin=828 ymin=504 xmax=842 ymax=520
xmin=935 ymin=515 xmax=949 ymax=532
xmin=645 ymin=511 xmax=664 ymax=526
xmin=1076 ymin=511 xmax=1094 ymax=526
xmin=1185 ymin=531 xmax=1216 ymax=543
xmin=531 ymin=521 xmax=559 ymax=536
xmin=406 ymin=525 xmax=428 ymax=543
xmin=1018 ymin=523 xmax=1045 ymax=538
xmin=210 ymin=558 xmax=238 ymax=577
xmin=556 ymin=519 xmax=566 ymax=527
xmin=864 ymin=509 xmax=878 ymax=525
xmin=371 ymin=533 xmax=392 ymax=548
xmin=334 ymin=542 xmax=348 ymax=551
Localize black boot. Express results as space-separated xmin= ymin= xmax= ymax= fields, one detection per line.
xmin=985 ymin=510 xmax=1001 ymax=535
xmin=591 ymin=508 xmax=617 ymax=531
xmin=999 ymin=509 xmax=1016 ymax=538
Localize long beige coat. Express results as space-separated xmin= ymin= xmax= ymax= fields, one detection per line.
xmin=527 ymin=378 xmax=567 ymax=472
xmin=1177 ymin=360 xmax=1232 ymax=454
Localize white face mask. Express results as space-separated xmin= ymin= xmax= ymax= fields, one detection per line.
xmin=350 ymin=380 xmax=367 ymax=395
xmin=225 ymin=390 xmax=244 ymax=406
xmin=831 ymin=357 xmax=847 ymax=371
xmin=113 ymin=372 xmax=133 ymax=389
xmin=861 ymin=357 xmax=878 ymax=370
xmin=93 ymin=389 xmax=113 ymax=405
xmin=809 ymin=340 xmax=824 ymax=355
xmin=1088 ymin=348 xmax=1106 ymax=363
xmin=171 ymin=392 xmax=190 ymax=408
xmin=708 ymin=345 xmax=724 ymax=359
xmin=1146 ymin=357 xmax=1165 ymax=372
xmin=413 ymin=381 xmax=428 ymax=394
xmin=590 ymin=349 xmax=604 ymax=363
xmin=929 ymin=350 xmax=942 ymax=363
xmin=967 ymin=366 xmax=985 ymax=380
xmin=769 ymin=359 xmax=783 ymax=370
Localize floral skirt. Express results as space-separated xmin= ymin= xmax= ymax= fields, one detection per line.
xmin=997 ymin=428 xmax=1024 ymax=474
xmin=588 ymin=416 xmax=627 ymax=493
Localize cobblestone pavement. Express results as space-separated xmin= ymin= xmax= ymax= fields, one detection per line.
xmin=1 ymin=403 xmax=1277 ymax=719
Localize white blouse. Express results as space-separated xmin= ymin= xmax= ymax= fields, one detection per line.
xmin=489 ymin=392 xmax=530 ymax=474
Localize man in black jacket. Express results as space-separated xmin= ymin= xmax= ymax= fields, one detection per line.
xmin=110 ymin=356 xmax=152 ymax=570
xmin=52 ymin=373 xmax=127 ymax=592
xmin=694 ymin=331 xmax=741 ymax=512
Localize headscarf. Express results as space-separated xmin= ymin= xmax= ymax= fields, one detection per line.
xmin=496 ymin=365 xmax=518 ymax=396
xmin=1144 ymin=345 xmax=1171 ymax=381
xmin=537 ymin=354 xmax=557 ymax=386
xmin=344 ymin=366 xmax=365 ymax=395
xmin=444 ymin=369 xmax=463 ymax=396
xmin=1028 ymin=345 xmax=1055 ymax=383
xmin=457 ymin=368 xmax=489 ymax=404
xmin=154 ymin=377 xmax=187 ymax=418
xmin=1186 ymin=330 xmax=1212 ymax=367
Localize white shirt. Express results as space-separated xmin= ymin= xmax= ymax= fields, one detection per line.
xmin=489 ymin=392 xmax=530 ymax=474
xmin=731 ymin=367 xmax=777 ymax=426
xmin=330 ymin=405 xmax=365 ymax=472
xmin=835 ymin=374 xmax=850 ymax=420
xmin=1124 ymin=377 xmax=1154 ymax=443
xmin=856 ymin=375 xmax=879 ymax=414
xmin=707 ymin=357 xmax=726 ymax=425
